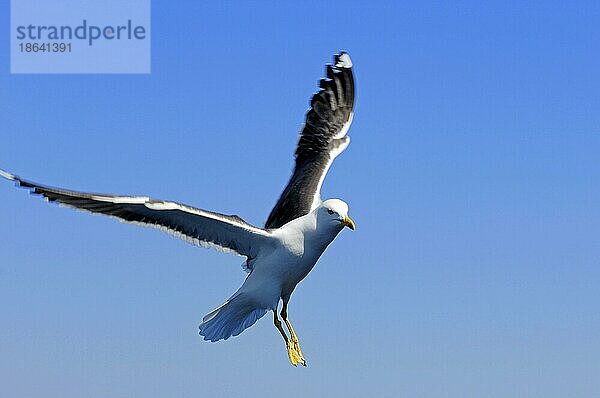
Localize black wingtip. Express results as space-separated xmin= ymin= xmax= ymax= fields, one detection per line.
xmin=334 ymin=51 xmax=352 ymax=69
xmin=0 ymin=169 xmax=17 ymax=181
xmin=0 ymin=169 xmax=29 ymax=189
xmin=0 ymin=170 xmax=48 ymax=193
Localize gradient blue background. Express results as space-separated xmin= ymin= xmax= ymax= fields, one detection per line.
xmin=1 ymin=2 xmax=599 ymax=397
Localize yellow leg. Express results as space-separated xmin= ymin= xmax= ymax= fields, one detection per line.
xmin=281 ymin=302 xmax=306 ymax=366
xmin=274 ymin=310 xmax=304 ymax=366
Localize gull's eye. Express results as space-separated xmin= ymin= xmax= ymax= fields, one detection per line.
xmin=327 ymin=209 xmax=334 ymax=215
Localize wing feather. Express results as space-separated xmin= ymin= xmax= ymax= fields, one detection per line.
xmin=265 ymin=52 xmax=355 ymax=229
xmin=1 ymin=170 xmax=273 ymax=258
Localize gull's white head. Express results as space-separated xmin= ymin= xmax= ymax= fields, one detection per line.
xmin=317 ymin=199 xmax=355 ymax=231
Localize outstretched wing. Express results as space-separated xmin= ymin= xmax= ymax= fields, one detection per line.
xmin=265 ymin=51 xmax=355 ymax=229
xmin=1 ymin=170 xmax=273 ymax=258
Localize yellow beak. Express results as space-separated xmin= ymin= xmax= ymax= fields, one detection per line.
xmin=341 ymin=215 xmax=356 ymax=230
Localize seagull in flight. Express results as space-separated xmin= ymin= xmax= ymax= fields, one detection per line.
xmin=1 ymin=51 xmax=355 ymax=366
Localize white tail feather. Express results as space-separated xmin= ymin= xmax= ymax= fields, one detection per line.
xmin=199 ymin=294 xmax=267 ymax=342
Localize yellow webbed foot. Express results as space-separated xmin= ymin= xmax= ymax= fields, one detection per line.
xmin=286 ymin=341 xmax=307 ymax=367
xmin=291 ymin=337 xmax=305 ymax=363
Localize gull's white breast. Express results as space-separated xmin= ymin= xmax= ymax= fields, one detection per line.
xmin=237 ymin=212 xmax=339 ymax=310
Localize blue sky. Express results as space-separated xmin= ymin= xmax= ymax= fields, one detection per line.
xmin=1 ymin=1 xmax=599 ymax=397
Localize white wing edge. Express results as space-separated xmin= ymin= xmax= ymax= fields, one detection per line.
xmin=310 ymin=135 xmax=351 ymax=210
xmin=1 ymin=168 xmax=272 ymax=255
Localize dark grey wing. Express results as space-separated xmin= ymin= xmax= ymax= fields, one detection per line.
xmin=1 ymin=170 xmax=273 ymax=258
xmin=265 ymin=52 xmax=355 ymax=229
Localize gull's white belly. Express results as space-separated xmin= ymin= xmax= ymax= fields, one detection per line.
xmin=239 ymin=245 xmax=324 ymax=309
xmin=235 ymin=215 xmax=341 ymax=311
